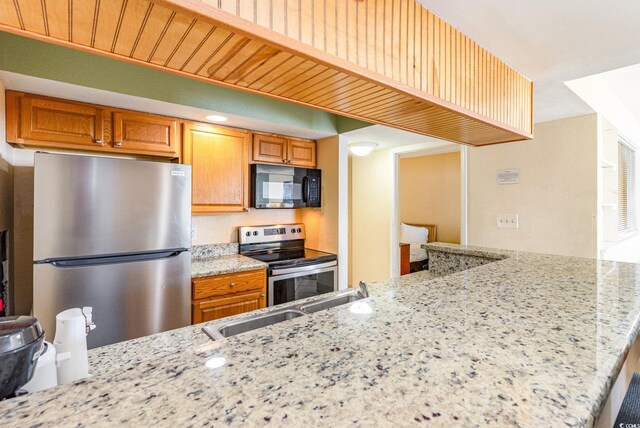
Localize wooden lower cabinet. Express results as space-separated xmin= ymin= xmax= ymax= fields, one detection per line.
xmin=191 ymin=269 xmax=266 ymax=324
xmin=192 ymin=291 xmax=264 ymax=324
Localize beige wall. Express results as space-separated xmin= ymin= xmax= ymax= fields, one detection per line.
xmin=468 ymin=114 xmax=598 ymax=258
xmin=351 ymin=149 xmax=394 ymax=284
xmin=299 ymin=136 xmax=339 ymax=254
xmin=192 ymin=210 xmax=299 ymax=244
xmin=399 ymin=152 xmax=461 ymax=243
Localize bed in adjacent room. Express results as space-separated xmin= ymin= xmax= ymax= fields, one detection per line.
xmin=400 ymin=223 xmax=437 ymax=275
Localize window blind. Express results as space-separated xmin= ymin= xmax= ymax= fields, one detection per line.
xmin=618 ymin=140 xmax=637 ymax=233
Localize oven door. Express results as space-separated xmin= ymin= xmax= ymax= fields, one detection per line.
xmin=268 ymin=262 xmax=337 ymax=306
xmin=252 ymin=164 xmax=307 ymax=208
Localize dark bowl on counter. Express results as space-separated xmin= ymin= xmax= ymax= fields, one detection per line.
xmin=0 ymin=316 xmax=45 ymax=400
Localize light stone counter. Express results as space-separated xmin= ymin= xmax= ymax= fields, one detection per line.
xmin=191 ymin=254 xmax=267 ymax=278
xmin=3 ymin=247 xmax=640 ymax=427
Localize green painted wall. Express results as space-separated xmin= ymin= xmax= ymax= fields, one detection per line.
xmin=0 ymin=31 xmax=371 ymax=134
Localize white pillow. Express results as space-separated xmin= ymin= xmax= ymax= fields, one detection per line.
xmin=400 ymin=223 xmax=429 ymax=244
xmin=400 ymin=223 xmax=429 ymax=262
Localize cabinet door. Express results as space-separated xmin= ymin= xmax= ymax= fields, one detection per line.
xmin=113 ymin=111 xmax=178 ymax=157
xmin=13 ymin=92 xmax=105 ymax=149
xmin=287 ymin=138 xmax=317 ymax=167
xmin=183 ymin=123 xmax=250 ymax=213
xmin=192 ymin=291 xmax=266 ymax=324
xmin=193 ymin=269 xmax=266 ymax=300
xmin=252 ymin=133 xmax=287 ymax=164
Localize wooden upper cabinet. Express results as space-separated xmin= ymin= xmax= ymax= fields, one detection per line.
xmin=6 ymin=91 xmax=179 ymax=158
xmin=252 ymin=133 xmax=317 ymax=167
xmin=287 ymin=138 xmax=316 ymax=168
xmin=183 ymin=123 xmax=250 ymax=214
xmin=252 ymin=133 xmax=288 ymax=164
xmin=112 ymin=111 xmax=179 ymax=157
xmin=7 ymin=91 xmax=105 ymax=149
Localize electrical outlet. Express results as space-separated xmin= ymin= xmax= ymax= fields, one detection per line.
xmin=191 ymin=227 xmax=197 ymax=240
xmin=497 ymin=214 xmax=518 ymax=229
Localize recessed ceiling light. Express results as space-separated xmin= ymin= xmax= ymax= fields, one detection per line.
xmin=206 ymin=114 xmax=228 ymax=122
xmin=349 ymin=142 xmax=378 ymax=157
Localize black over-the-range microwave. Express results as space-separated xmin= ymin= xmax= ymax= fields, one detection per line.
xmin=251 ymin=164 xmax=321 ymax=209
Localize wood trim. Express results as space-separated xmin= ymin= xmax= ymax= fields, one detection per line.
xmin=154 ymin=0 xmax=533 ymax=139
xmin=0 ymin=0 xmax=534 ymax=146
xmin=400 ymin=243 xmax=411 ymax=276
xmin=5 ymin=90 xmax=20 ymax=143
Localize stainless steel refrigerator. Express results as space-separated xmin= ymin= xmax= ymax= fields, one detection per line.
xmin=33 ymin=152 xmax=192 ymax=349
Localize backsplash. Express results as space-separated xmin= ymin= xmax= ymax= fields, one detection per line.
xmin=191 ymin=243 xmax=239 ymax=259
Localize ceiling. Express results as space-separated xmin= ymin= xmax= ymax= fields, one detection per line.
xmin=343 ymin=124 xmax=457 ymax=154
xmin=418 ymin=0 xmax=640 ymax=124
xmin=598 ymin=63 xmax=640 ymax=127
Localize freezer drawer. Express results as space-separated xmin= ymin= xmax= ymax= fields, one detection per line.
xmin=34 ymin=251 xmax=190 ymax=349
xmin=34 ymin=153 xmax=191 ymax=261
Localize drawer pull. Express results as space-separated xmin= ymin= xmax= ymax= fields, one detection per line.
xmin=229 ymin=282 xmax=235 ymax=288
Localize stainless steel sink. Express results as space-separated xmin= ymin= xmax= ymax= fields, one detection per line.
xmin=202 ymin=283 xmax=371 ymax=341
xmin=299 ymin=292 xmax=365 ymax=314
xmin=202 ymin=308 xmax=306 ymax=341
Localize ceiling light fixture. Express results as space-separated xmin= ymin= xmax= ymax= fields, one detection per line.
xmin=349 ymin=142 xmax=378 ymax=157
xmin=205 ymin=114 xmax=228 ymax=122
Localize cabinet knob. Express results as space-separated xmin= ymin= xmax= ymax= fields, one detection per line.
xmin=260 ymin=294 xmax=265 ymax=298
xmin=115 ymin=141 xmax=123 ymax=147
xmin=229 ymin=282 xmax=235 ymax=288
xmin=94 ymin=139 xmax=103 ymax=145
xmin=282 ymin=159 xmax=287 ymax=163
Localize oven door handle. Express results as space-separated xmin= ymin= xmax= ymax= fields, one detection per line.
xmin=270 ymin=260 xmax=337 ymax=276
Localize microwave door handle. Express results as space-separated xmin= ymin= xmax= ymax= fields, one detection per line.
xmin=302 ymin=176 xmax=309 ymax=204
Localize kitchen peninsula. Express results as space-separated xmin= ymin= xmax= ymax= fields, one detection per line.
xmin=2 ymin=245 xmax=639 ymax=427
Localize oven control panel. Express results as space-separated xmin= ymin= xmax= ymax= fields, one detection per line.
xmin=238 ymin=223 xmax=306 ymax=245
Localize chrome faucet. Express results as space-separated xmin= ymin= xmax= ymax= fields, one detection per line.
xmin=358 ymin=281 xmax=369 ymax=298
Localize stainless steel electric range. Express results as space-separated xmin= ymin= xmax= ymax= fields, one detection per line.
xmin=238 ymin=224 xmax=338 ymax=307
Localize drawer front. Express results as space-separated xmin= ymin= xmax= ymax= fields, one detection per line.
xmin=192 ymin=269 xmax=266 ymax=300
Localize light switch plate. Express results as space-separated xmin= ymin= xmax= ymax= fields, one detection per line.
xmin=497 ymin=214 xmax=518 ymax=229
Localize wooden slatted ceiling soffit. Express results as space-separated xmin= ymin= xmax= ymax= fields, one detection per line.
xmin=0 ymin=0 xmax=533 ymax=146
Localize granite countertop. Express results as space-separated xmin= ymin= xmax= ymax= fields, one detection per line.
xmin=423 ymin=242 xmax=514 ymax=260
xmin=3 ymin=248 xmax=640 ymax=427
xmin=191 ymin=254 xmax=268 ymax=278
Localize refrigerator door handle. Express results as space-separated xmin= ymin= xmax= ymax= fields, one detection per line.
xmin=44 ymin=249 xmax=189 ymax=268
